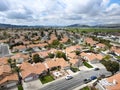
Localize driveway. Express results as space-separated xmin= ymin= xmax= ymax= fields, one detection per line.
xmin=22 ymin=79 xmax=42 ymax=90
xmin=92 ymin=63 xmax=106 ymax=69
xmin=79 ymin=66 xmax=92 ymax=71
xmin=66 ymin=69 xmax=74 ymax=75
xmin=8 ymin=87 xmax=17 ymax=90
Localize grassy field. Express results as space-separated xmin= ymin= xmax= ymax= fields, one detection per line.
xmin=67 ymin=28 xmax=120 ymax=33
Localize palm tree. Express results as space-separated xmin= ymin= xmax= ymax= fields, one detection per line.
xmin=13 ymin=66 xmax=22 ymax=85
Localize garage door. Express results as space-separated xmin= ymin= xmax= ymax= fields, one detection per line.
xmin=7 ymin=82 xmax=17 ymax=88
xmin=25 ymin=77 xmax=33 ymax=82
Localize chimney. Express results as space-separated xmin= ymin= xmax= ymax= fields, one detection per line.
xmin=32 ymin=63 xmax=35 ymax=66
xmin=113 ymin=79 xmax=117 ymax=85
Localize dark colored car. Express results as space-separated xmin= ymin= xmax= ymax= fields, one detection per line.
xmin=90 ymin=76 xmax=97 ymax=80
xmin=83 ymin=78 xmax=91 ymax=84
xmin=94 ymin=68 xmax=100 ymax=71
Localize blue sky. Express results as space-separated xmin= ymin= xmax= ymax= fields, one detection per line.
xmin=0 ymin=0 xmax=120 ymax=26
xmin=109 ymin=0 xmax=120 ymax=4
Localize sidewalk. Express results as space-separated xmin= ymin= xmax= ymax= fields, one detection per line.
xmin=73 ymin=80 xmax=97 ymax=90
xmin=41 ymin=70 xmax=81 ymax=88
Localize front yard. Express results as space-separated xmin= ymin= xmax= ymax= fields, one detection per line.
xmin=39 ymin=75 xmax=54 ymax=84
xmin=70 ymin=66 xmax=80 ymax=72
xmin=80 ymin=86 xmax=90 ymax=90
xmin=18 ymin=85 xmax=23 ymax=90
xmin=83 ymin=61 xmax=93 ymax=68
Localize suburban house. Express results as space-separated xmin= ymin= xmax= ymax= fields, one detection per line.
xmin=0 ymin=65 xmax=18 ymax=89
xmin=69 ymin=59 xmax=82 ymax=67
xmin=60 ymin=36 xmax=68 ymax=43
xmin=111 ymin=46 xmax=120 ymax=56
xmin=97 ymin=73 xmax=120 ymax=90
xmin=28 ymin=43 xmax=47 ymax=49
xmin=32 ymin=49 xmax=57 ymax=59
xmin=11 ymin=53 xmax=29 ymax=64
xmin=44 ymin=58 xmax=70 ymax=70
xmin=0 ymin=57 xmax=8 ymax=65
xmin=12 ymin=45 xmax=26 ymax=52
xmin=0 ymin=74 xmax=18 ymax=89
xmin=67 ymin=52 xmax=77 ymax=59
xmin=96 ymin=43 xmax=106 ymax=49
xmin=48 ymin=34 xmax=57 ymax=44
xmin=65 ymin=45 xmax=82 ymax=54
xmin=0 ymin=65 xmax=12 ymax=80
xmin=80 ymin=52 xmax=103 ymax=64
xmin=20 ymin=62 xmax=47 ymax=82
xmin=84 ymin=37 xmax=97 ymax=46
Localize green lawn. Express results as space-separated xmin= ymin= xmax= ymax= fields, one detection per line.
xmin=40 ymin=75 xmax=54 ymax=84
xmin=83 ymin=61 xmax=93 ymax=68
xmin=81 ymin=86 xmax=90 ymax=90
xmin=18 ymin=85 xmax=23 ymax=90
xmin=70 ymin=67 xmax=80 ymax=72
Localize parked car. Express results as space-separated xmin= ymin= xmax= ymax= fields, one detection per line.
xmin=94 ymin=68 xmax=100 ymax=71
xmin=83 ymin=78 xmax=91 ymax=84
xmin=90 ymin=76 xmax=97 ymax=80
xmin=100 ymin=74 xmax=105 ymax=78
xmin=65 ymin=75 xmax=73 ymax=80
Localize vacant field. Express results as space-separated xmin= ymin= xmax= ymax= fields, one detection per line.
xmin=67 ymin=28 xmax=120 ymax=33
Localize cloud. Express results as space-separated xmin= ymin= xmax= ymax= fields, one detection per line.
xmin=0 ymin=0 xmax=9 ymax=11
xmin=0 ymin=0 xmax=120 ymax=25
xmin=6 ymin=6 xmax=33 ymax=19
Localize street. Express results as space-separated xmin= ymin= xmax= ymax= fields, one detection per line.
xmin=39 ymin=69 xmax=111 ymax=90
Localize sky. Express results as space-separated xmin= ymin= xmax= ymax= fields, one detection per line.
xmin=0 ymin=0 xmax=120 ymax=26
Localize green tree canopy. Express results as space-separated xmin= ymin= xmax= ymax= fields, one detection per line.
xmin=101 ymin=60 xmax=119 ymax=75
xmin=33 ymin=54 xmax=44 ymax=63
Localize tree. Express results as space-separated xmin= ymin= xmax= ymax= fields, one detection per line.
xmin=101 ymin=60 xmax=119 ymax=75
xmin=7 ymin=58 xmax=12 ymax=68
xmin=13 ymin=66 xmax=22 ymax=85
xmin=56 ymin=51 xmax=68 ymax=61
xmin=48 ymin=40 xmax=60 ymax=48
xmin=75 ymin=50 xmax=80 ymax=55
xmin=41 ymin=31 xmax=45 ymax=37
xmin=8 ymin=58 xmax=22 ymax=85
xmin=103 ymin=55 xmax=111 ymax=60
xmin=48 ymin=53 xmax=55 ymax=58
xmin=33 ymin=54 xmax=44 ymax=63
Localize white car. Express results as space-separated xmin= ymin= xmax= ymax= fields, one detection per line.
xmin=65 ymin=75 xmax=73 ymax=80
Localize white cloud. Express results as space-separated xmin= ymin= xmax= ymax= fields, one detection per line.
xmin=0 ymin=0 xmax=120 ymax=25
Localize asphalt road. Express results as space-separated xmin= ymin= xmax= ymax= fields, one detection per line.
xmin=39 ymin=69 xmax=111 ymax=90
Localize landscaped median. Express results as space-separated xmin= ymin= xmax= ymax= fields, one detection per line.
xmin=39 ymin=74 xmax=54 ymax=84
xmin=83 ymin=61 xmax=93 ymax=68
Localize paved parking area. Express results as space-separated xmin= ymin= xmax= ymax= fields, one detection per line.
xmin=22 ymin=79 xmax=42 ymax=90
